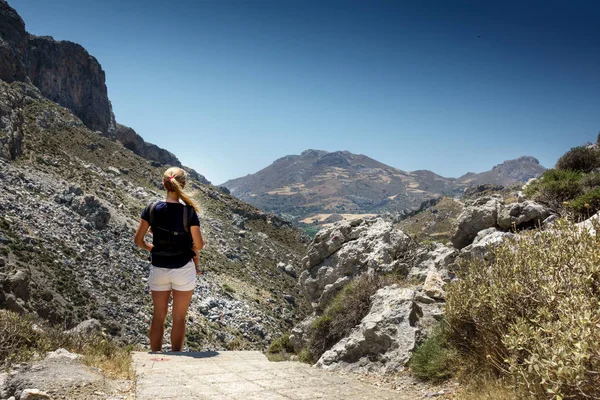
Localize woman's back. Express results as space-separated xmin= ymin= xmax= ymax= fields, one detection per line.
xmin=141 ymin=201 xmax=200 ymax=268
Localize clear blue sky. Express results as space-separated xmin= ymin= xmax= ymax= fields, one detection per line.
xmin=11 ymin=0 xmax=600 ymax=184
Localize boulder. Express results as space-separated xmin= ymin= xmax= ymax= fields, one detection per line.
xmin=66 ymin=319 xmax=101 ymax=336
xmin=299 ymin=218 xmax=411 ymax=310
xmin=450 ymin=196 xmax=502 ymax=249
xmin=315 ymin=286 xmax=420 ymax=374
xmin=460 ymin=228 xmax=515 ymax=261
xmin=497 ymin=200 xmax=551 ymax=230
xmin=72 ymin=196 xmax=110 ymax=229
xmin=8 ymin=270 xmax=28 ymax=301
xmin=422 ymin=270 xmax=446 ymax=300
xmin=20 ymin=389 xmax=50 ymax=400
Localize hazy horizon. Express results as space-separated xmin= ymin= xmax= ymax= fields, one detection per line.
xmin=11 ymin=0 xmax=600 ymax=184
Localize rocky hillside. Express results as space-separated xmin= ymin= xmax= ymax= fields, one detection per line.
xmin=221 ymin=149 xmax=546 ymax=224
xmin=0 ymin=0 xmax=208 ymax=181
xmin=280 ymin=186 xmax=557 ymax=375
xmin=0 ymin=1 xmax=310 ymax=351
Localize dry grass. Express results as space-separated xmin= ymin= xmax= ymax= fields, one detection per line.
xmin=0 ymin=310 xmax=134 ymax=379
xmin=453 ymin=376 xmax=516 ymax=400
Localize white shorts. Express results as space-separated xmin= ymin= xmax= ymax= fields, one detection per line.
xmin=149 ymin=260 xmax=196 ymax=291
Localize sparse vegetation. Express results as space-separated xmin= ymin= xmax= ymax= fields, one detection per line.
xmin=410 ymin=322 xmax=456 ymax=383
xmin=0 ymin=310 xmax=134 ymax=378
xmin=445 ymin=220 xmax=600 ymax=399
xmin=300 ymin=273 xmax=387 ymax=363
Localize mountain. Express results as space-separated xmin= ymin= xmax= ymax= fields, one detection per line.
xmin=0 ymin=0 xmax=309 ymax=350
xmin=222 ymin=149 xmax=455 ymax=221
xmin=0 ymin=0 xmax=208 ymax=183
xmin=456 ymin=156 xmax=546 ymax=186
xmin=221 ymin=150 xmax=546 ymax=223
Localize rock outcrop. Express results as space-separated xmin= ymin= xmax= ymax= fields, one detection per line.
xmin=0 ymin=80 xmax=24 ymax=159
xmin=497 ymin=200 xmax=551 ymax=230
xmin=0 ymin=1 xmax=115 ymax=134
xmin=299 ymin=218 xmax=412 ymax=310
xmin=316 ymin=286 xmax=420 ymax=374
xmin=451 ymin=195 xmax=552 ymax=249
xmin=292 ymin=218 xmax=451 ymax=374
xmin=450 ymin=196 xmax=503 ymax=249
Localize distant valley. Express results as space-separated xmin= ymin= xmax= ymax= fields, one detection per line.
xmin=221 ymin=150 xmax=546 ymax=225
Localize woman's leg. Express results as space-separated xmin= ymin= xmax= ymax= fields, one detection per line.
xmin=171 ymin=290 xmax=193 ymax=351
xmin=150 ymin=290 xmax=171 ymax=352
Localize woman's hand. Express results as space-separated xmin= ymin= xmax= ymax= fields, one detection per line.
xmin=134 ymin=219 xmax=153 ymax=251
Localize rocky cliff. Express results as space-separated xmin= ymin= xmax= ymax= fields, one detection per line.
xmin=0 ymin=0 xmax=207 ymax=179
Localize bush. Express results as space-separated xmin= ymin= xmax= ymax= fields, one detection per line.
xmin=267 ymin=334 xmax=294 ymax=355
xmin=569 ymin=187 xmax=600 ymax=216
xmin=302 ymin=273 xmax=383 ymax=362
xmin=524 ymin=169 xmax=583 ymax=207
xmin=446 ymin=220 xmax=600 ymax=399
xmin=555 ymin=146 xmax=600 ymax=173
xmin=580 ymin=172 xmax=600 ymax=190
xmin=410 ymin=323 xmax=456 ymax=383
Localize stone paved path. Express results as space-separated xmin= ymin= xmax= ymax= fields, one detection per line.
xmin=133 ymin=351 xmax=409 ymax=399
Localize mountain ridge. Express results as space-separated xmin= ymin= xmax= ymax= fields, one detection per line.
xmin=221 ymin=149 xmax=546 ymax=222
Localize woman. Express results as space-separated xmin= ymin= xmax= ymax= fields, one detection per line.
xmin=134 ymin=167 xmax=204 ymax=352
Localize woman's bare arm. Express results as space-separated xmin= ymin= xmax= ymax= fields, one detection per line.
xmin=134 ymin=219 xmax=153 ymax=252
xmin=191 ymin=226 xmax=204 ymax=273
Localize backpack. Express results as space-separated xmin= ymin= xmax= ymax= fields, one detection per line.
xmin=144 ymin=201 xmax=194 ymax=257
xmin=145 ymin=200 xmax=194 ymax=233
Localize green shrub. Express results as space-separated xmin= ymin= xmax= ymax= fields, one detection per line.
xmin=580 ymin=172 xmax=600 ymax=190
xmin=267 ymin=334 xmax=294 ymax=355
xmin=524 ymin=169 xmax=583 ymax=207
xmin=446 ymin=220 xmax=600 ymax=399
xmin=569 ymin=187 xmax=600 ymax=216
xmin=555 ymin=146 xmax=600 ymax=173
xmin=303 ymin=274 xmax=383 ymax=362
xmin=410 ymin=323 xmax=457 ymax=383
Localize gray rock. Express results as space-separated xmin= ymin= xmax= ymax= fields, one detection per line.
xmin=409 ymin=243 xmax=457 ymax=280
xmin=45 ymin=348 xmax=80 ymax=360
xmin=5 ymin=293 xmax=25 ymax=314
xmin=72 ymin=196 xmax=110 ymax=230
xmin=299 ymin=218 xmax=411 ymax=310
xmin=577 ymin=212 xmax=600 ymax=235
xmin=316 ymin=286 xmax=420 ymax=374
xmin=422 ymin=270 xmax=445 ymax=300
xmin=460 ymin=228 xmax=515 ymax=261
xmin=20 ymin=389 xmax=51 ymax=400
xmin=0 ymin=81 xmax=24 ymax=160
xmin=451 ymin=196 xmax=502 ymax=249
xmin=289 ymin=315 xmax=316 ymax=353
xmin=497 ymin=200 xmax=551 ymax=230
xmin=8 ymin=270 xmax=29 ymax=301
xmin=66 ymin=319 xmax=101 ymax=335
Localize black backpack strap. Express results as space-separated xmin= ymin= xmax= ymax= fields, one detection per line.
xmin=183 ymin=205 xmax=190 ymax=233
xmin=145 ymin=200 xmax=159 ymax=228
xmin=183 ymin=205 xmax=195 ymax=234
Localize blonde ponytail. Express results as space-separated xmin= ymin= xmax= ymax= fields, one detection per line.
xmin=162 ymin=167 xmax=200 ymax=214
